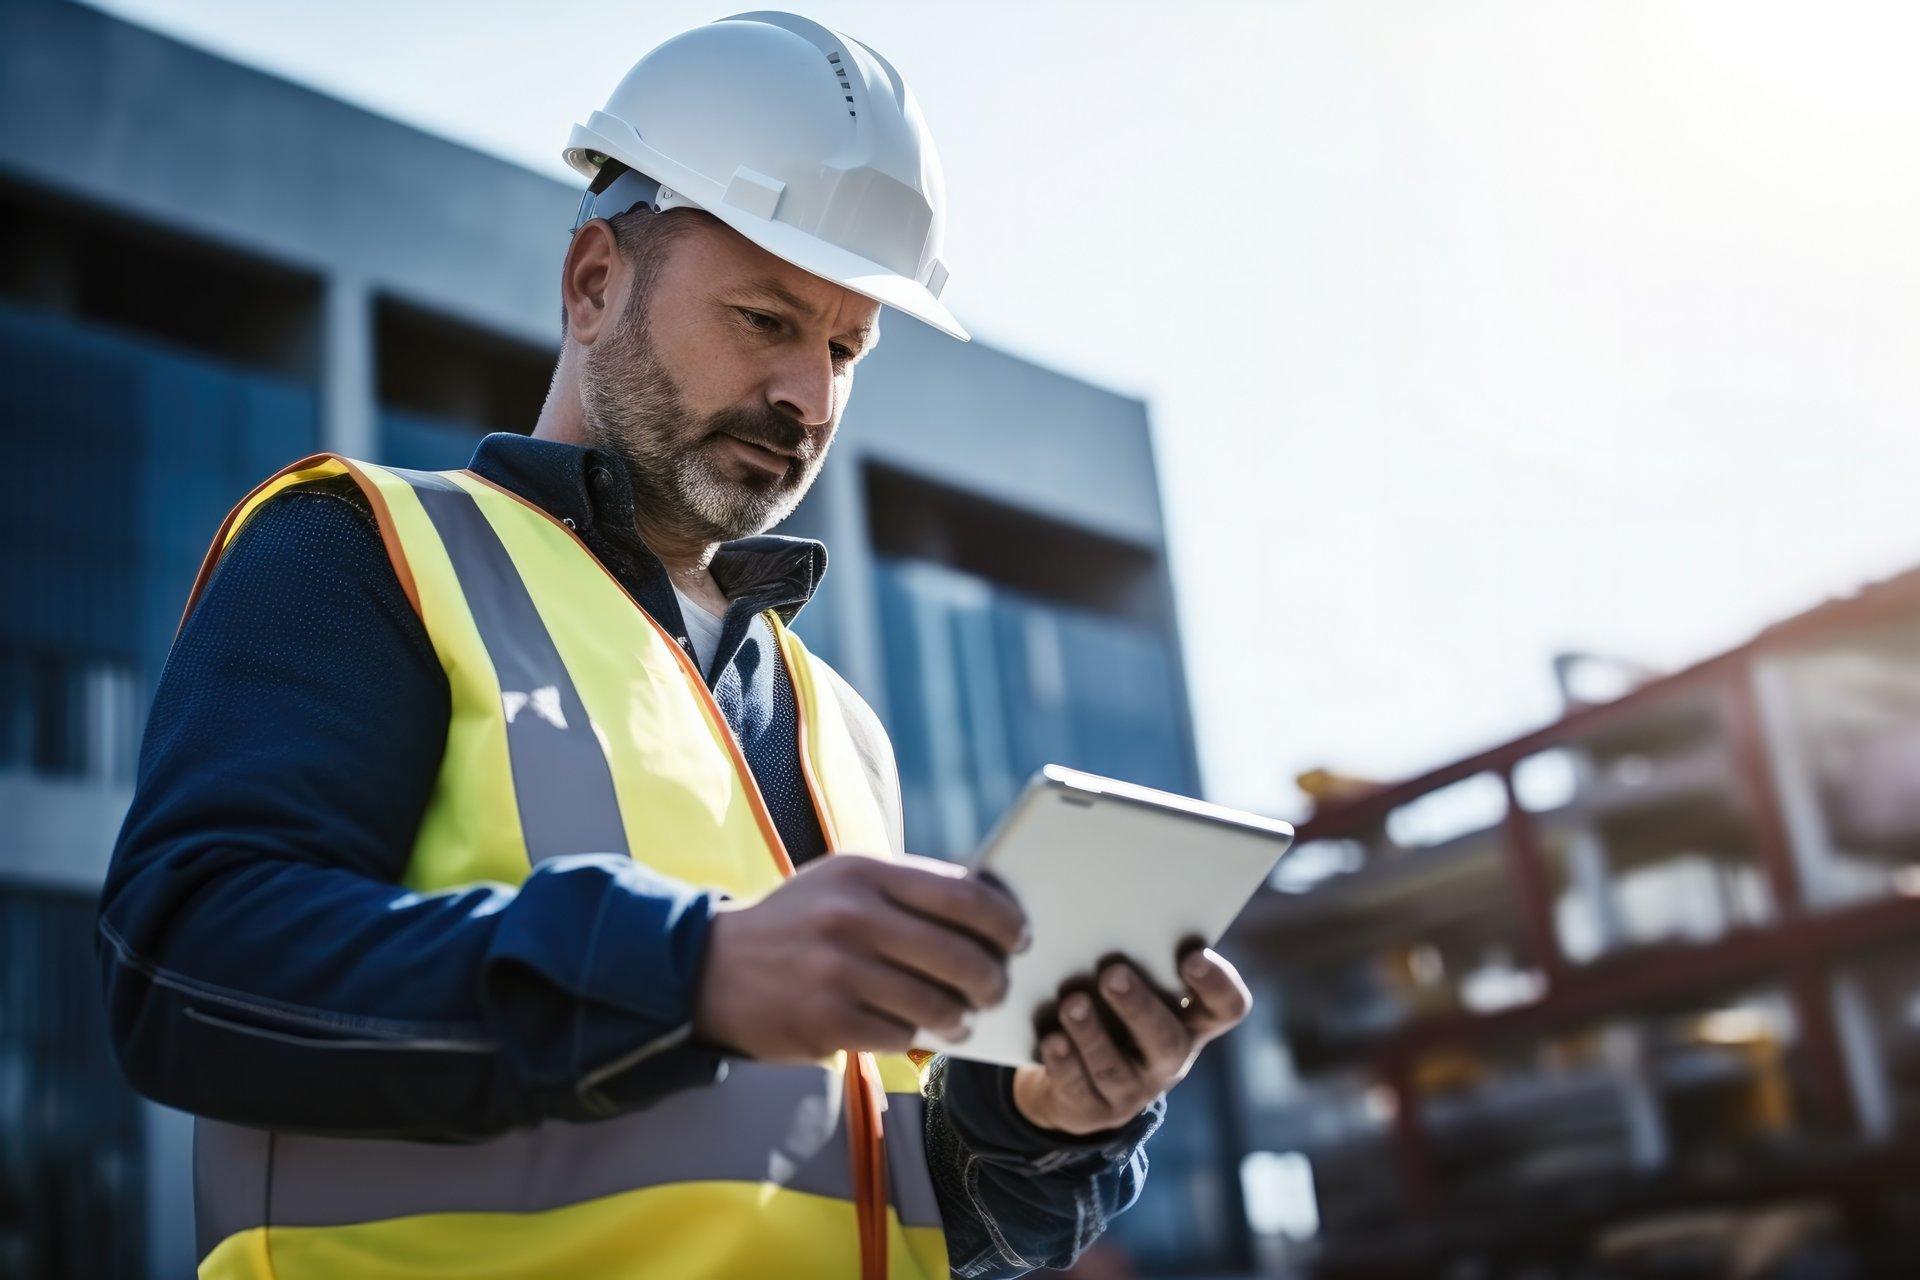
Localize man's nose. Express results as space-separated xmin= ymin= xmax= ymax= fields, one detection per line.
xmin=766 ymin=348 xmax=836 ymax=431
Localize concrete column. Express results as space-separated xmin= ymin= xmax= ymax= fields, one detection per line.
xmin=322 ymin=276 xmax=377 ymax=459
xmin=1831 ymin=971 xmax=1896 ymax=1141
xmin=1567 ymin=746 xmax=1627 ymax=952
xmin=817 ymin=454 xmax=886 ymax=714
xmin=1601 ymin=1025 xmax=1669 ymax=1170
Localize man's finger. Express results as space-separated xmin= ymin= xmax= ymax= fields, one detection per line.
xmin=1060 ymin=992 xmax=1141 ymax=1112
xmin=875 ymin=860 xmax=1030 ymax=956
xmin=861 ymin=901 xmax=1011 ymax=1011
xmin=1039 ymin=1033 xmax=1102 ymax=1115
xmin=1179 ymin=947 xmax=1252 ymax=1038
xmin=843 ymin=955 xmax=973 ymax=1038
xmin=1098 ymin=963 xmax=1192 ymax=1072
xmin=834 ymin=1005 xmax=917 ymax=1054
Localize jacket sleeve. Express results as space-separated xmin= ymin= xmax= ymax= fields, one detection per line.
xmin=97 ymin=484 xmax=726 ymax=1138
xmin=923 ymin=1056 xmax=1162 ymax=1277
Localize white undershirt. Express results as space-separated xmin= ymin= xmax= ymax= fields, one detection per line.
xmin=671 ymin=582 xmax=727 ymax=676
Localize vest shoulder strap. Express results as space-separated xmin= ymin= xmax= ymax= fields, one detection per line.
xmin=192 ymin=452 xmax=910 ymax=856
xmin=180 ymin=454 xmax=420 ymax=636
xmin=816 ymin=664 xmax=905 ymax=856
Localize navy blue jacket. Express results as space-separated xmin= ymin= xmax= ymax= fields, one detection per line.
xmin=96 ymin=433 xmax=1160 ymax=1278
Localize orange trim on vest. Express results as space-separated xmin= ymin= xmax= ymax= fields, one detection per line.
xmin=178 ymin=453 xmax=424 ymax=632
xmin=458 ymin=469 xmax=895 ymax=1280
xmin=336 ymin=457 xmax=423 ymax=618
xmin=853 ymin=1051 xmax=893 ymax=1280
xmin=781 ymin=618 xmax=894 ymax=1280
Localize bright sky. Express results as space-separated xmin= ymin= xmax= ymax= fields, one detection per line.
xmin=84 ymin=0 xmax=1920 ymax=816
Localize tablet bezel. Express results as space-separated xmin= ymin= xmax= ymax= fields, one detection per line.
xmin=911 ymin=765 xmax=1293 ymax=1068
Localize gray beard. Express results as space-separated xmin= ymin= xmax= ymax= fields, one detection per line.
xmin=577 ymin=302 xmax=826 ymax=545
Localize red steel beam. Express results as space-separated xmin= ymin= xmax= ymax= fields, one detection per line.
xmin=1720 ymin=665 xmax=1807 ymax=916
xmin=1786 ymin=966 xmax=1859 ymax=1135
xmin=1358 ymin=888 xmax=1920 ymax=1061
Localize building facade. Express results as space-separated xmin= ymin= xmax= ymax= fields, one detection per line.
xmin=0 ymin=2 xmax=1234 ymax=1276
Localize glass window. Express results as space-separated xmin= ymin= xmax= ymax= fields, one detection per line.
xmin=0 ymin=888 xmax=148 ymax=1276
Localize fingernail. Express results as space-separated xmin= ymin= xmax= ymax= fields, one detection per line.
xmin=1015 ymin=925 xmax=1034 ymax=954
xmin=1103 ymin=967 xmax=1132 ymax=995
xmin=1043 ymin=1034 xmax=1069 ymax=1057
xmin=1184 ymin=950 xmax=1210 ymax=979
xmin=1065 ymin=997 xmax=1091 ymax=1022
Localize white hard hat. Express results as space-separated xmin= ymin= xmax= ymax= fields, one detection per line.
xmin=564 ymin=11 xmax=966 ymax=342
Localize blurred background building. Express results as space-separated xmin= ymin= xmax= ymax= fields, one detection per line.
xmin=0 ymin=2 xmax=1224 ymax=1276
xmin=7 ymin=2 xmax=1920 ymax=1279
xmin=1227 ymin=575 xmax=1920 ymax=1277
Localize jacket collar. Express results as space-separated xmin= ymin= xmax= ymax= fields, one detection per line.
xmin=463 ymin=432 xmax=827 ymax=621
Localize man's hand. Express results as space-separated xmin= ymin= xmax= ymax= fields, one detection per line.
xmin=692 ymin=853 xmax=1029 ymax=1062
xmin=1009 ymin=947 xmax=1251 ymax=1136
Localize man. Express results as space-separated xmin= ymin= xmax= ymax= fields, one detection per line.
xmin=97 ymin=13 xmax=1251 ymax=1279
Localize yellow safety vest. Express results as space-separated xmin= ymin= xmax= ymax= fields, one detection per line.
xmin=183 ymin=454 xmax=947 ymax=1280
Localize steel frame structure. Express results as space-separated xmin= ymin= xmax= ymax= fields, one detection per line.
xmin=1261 ymin=568 xmax=1920 ymax=1226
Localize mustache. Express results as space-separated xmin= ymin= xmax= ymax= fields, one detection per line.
xmin=706 ymin=406 xmax=814 ymax=461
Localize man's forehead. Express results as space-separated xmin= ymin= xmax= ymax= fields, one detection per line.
xmin=690 ymin=218 xmax=881 ymax=337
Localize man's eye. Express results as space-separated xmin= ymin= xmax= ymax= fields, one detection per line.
xmin=740 ymin=309 xmax=778 ymax=332
xmin=830 ymin=344 xmax=854 ymax=365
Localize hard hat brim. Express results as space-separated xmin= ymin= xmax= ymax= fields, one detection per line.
xmin=705 ymin=204 xmax=971 ymax=343
xmin=565 ymin=124 xmax=968 ymax=343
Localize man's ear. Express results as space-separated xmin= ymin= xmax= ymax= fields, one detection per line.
xmin=561 ymin=221 xmax=623 ymax=347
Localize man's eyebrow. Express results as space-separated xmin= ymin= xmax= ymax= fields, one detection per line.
xmin=737 ymin=280 xmax=879 ymax=352
xmin=738 ymin=279 xmax=816 ymax=316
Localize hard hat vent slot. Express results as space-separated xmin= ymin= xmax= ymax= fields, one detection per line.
xmin=826 ymin=50 xmax=855 ymax=117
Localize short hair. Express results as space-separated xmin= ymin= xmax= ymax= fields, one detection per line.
xmin=560 ymin=203 xmax=713 ymax=337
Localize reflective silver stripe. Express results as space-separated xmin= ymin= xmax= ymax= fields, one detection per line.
xmin=198 ymin=1062 xmax=861 ymax=1240
xmin=387 ymin=467 xmax=628 ymax=863
xmin=881 ymin=1092 xmax=944 ymax=1231
xmin=197 ymin=1068 xmax=945 ymax=1246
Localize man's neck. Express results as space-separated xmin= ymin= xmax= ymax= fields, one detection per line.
xmin=530 ymin=379 xmax=728 ymax=615
xmin=641 ymin=515 xmax=729 ymax=615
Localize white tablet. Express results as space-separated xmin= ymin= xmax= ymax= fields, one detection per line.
xmin=912 ymin=765 xmax=1293 ymax=1069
